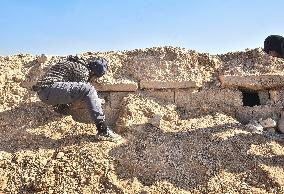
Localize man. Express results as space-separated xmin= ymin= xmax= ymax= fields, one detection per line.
xmin=264 ymin=35 xmax=284 ymax=58
xmin=32 ymin=55 xmax=122 ymax=141
xmin=264 ymin=35 xmax=284 ymax=134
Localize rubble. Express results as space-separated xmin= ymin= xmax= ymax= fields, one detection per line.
xmin=0 ymin=47 xmax=284 ymax=193
xmin=259 ymin=118 xmax=277 ymax=129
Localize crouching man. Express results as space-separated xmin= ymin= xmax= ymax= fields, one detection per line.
xmin=32 ymin=56 xmax=122 ymax=141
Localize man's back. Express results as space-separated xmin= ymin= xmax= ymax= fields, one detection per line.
xmin=33 ymin=59 xmax=90 ymax=91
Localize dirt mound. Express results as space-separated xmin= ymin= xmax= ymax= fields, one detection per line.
xmin=112 ymin=94 xmax=284 ymax=193
xmin=0 ymin=47 xmax=284 ymax=193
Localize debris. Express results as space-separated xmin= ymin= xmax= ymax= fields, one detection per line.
xmin=259 ymin=118 xmax=277 ymax=129
xmin=1 ymin=47 xmax=284 ymax=193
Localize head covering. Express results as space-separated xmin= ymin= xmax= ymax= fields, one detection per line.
xmin=264 ymin=35 xmax=284 ymax=58
xmin=88 ymin=58 xmax=108 ymax=77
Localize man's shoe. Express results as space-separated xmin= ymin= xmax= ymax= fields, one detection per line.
xmin=95 ymin=121 xmax=122 ymax=142
xmin=95 ymin=128 xmax=122 ymax=142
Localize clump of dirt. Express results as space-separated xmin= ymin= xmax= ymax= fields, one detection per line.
xmin=0 ymin=47 xmax=284 ymax=193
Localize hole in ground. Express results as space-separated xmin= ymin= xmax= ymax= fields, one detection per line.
xmin=241 ymin=89 xmax=261 ymax=107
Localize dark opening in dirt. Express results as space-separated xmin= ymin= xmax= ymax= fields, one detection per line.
xmin=241 ymin=90 xmax=261 ymax=107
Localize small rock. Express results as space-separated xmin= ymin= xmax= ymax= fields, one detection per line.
xmin=259 ymin=118 xmax=277 ymax=129
xmin=40 ymin=158 xmax=48 ymax=166
xmin=148 ymin=114 xmax=162 ymax=128
xmin=56 ymin=152 xmax=64 ymax=159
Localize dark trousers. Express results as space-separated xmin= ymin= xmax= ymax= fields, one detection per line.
xmin=37 ymin=82 xmax=105 ymax=124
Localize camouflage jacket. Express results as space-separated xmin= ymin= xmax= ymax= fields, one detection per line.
xmin=32 ymin=57 xmax=90 ymax=91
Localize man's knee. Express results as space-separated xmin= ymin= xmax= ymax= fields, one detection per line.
xmin=85 ymin=83 xmax=97 ymax=95
xmin=78 ymin=83 xmax=98 ymax=101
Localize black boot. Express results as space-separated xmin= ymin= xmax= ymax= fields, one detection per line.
xmin=95 ymin=121 xmax=122 ymax=141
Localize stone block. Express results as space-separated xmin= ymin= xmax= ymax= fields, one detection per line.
xmin=140 ymin=80 xmax=197 ymax=89
xmin=175 ymin=89 xmax=242 ymax=109
xmin=139 ymin=90 xmax=175 ymax=103
xmin=258 ymin=90 xmax=270 ymax=105
xmin=269 ymin=90 xmax=279 ymax=104
xmin=219 ymin=75 xmax=284 ymax=90
xmin=269 ymin=89 xmax=284 ymax=104
xmin=93 ymin=80 xmax=138 ymax=92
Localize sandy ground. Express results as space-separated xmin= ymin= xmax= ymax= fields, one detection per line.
xmin=0 ymin=47 xmax=284 ymax=193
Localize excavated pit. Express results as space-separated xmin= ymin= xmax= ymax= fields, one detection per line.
xmin=0 ymin=47 xmax=284 ymax=193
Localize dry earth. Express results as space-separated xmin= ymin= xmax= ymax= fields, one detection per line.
xmin=0 ymin=47 xmax=284 ymax=193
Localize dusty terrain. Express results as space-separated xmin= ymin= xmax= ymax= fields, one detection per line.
xmin=0 ymin=47 xmax=284 ymax=193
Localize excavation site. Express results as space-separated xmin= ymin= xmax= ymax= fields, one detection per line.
xmin=0 ymin=46 xmax=284 ymax=193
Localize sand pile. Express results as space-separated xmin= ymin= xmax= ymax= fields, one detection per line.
xmin=112 ymin=94 xmax=284 ymax=193
xmin=83 ymin=46 xmax=223 ymax=88
xmin=0 ymin=47 xmax=284 ymax=193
